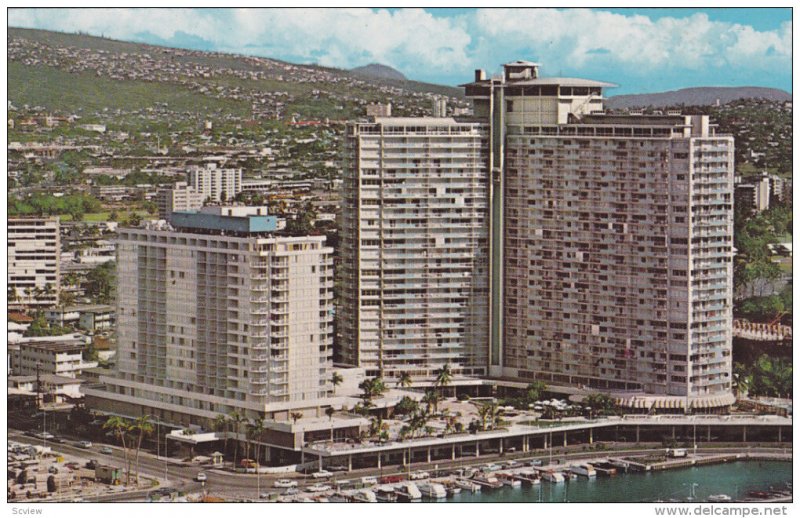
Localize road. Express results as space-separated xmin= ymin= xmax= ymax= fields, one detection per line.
xmin=9 ymin=427 xmax=792 ymax=501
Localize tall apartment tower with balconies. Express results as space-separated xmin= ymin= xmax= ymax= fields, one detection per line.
xmin=463 ymin=61 xmax=735 ymax=411
xmin=85 ymin=207 xmax=334 ymax=425
xmin=188 ymin=163 xmax=243 ymax=202
xmin=339 ymin=117 xmax=490 ymax=381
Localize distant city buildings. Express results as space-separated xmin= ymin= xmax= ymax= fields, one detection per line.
xmin=157 ymin=181 xmax=204 ymax=219
xmin=188 ymin=163 xmax=243 ymax=202
xmin=85 ymin=206 xmax=334 ymax=428
xmin=339 ymin=117 xmax=490 ymax=380
xmin=8 ymin=217 xmax=60 ymax=308
xmin=734 ymin=172 xmax=789 ymax=214
xmin=366 ymin=102 xmax=392 ymax=118
xmin=432 ymin=97 xmax=447 ymax=117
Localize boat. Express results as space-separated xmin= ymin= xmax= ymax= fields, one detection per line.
xmin=328 ymin=492 xmax=349 ymax=503
xmin=374 ymin=485 xmax=398 ymax=502
xmin=570 ymin=464 xmax=597 ymax=478
xmin=454 ymin=478 xmax=481 ymax=493
xmin=497 ymin=473 xmax=522 ymax=488
xmin=351 ymin=489 xmax=378 ymax=503
xmin=395 ymin=482 xmax=422 ymax=502
xmin=418 ymin=482 xmax=447 ymax=499
xmin=708 ymin=494 xmax=732 ymax=503
xmin=472 ymin=473 xmax=503 ymax=489
xmin=541 ymin=471 xmax=565 ymax=484
xmin=591 ymin=461 xmax=618 ymax=477
xmin=514 ymin=469 xmax=541 ymax=485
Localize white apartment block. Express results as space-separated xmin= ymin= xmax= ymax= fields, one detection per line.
xmin=339 ymin=117 xmax=490 ymax=381
xmin=465 ymin=61 xmax=735 ymax=410
xmin=10 ymin=339 xmax=96 ymax=379
xmin=85 ymin=207 xmax=334 ymax=428
xmin=8 ymin=217 xmax=60 ymax=308
xmin=432 ymin=98 xmax=448 ymax=117
xmin=157 ymin=181 xmax=204 ymax=219
xmin=188 ymin=163 xmax=243 ymax=202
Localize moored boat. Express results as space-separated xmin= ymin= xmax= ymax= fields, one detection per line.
xmin=374 ymin=485 xmax=398 ymax=502
xmin=570 ymin=464 xmax=597 ymax=478
xmin=454 ymin=478 xmax=481 ymax=493
xmin=418 ymin=482 xmax=447 ymax=499
xmin=472 ymin=473 xmax=503 ymax=489
xmin=541 ymin=471 xmax=565 ymax=484
xmin=497 ymin=473 xmax=522 ymax=487
xmin=708 ymin=494 xmax=732 ymax=503
xmin=395 ymin=482 xmax=422 ymax=502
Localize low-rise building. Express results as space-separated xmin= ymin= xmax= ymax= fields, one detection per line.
xmin=10 ymin=337 xmax=96 ymax=379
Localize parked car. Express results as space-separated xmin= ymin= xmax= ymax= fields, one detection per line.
xmin=99 ymin=447 xmax=113 ymax=454
xmin=274 ymin=479 xmax=298 ymax=488
xmin=307 ymin=483 xmax=332 ymax=493
xmin=76 ymin=440 xmax=93 ymax=449
xmin=329 ymin=465 xmax=349 ymax=472
xmin=85 ymin=459 xmax=99 ymax=470
xmin=529 ymin=459 xmax=543 ymax=467
xmin=34 ymin=432 xmax=55 ymax=440
xmin=195 ymin=472 xmax=207 ymax=482
xmin=311 ymin=470 xmax=332 ymax=479
xmin=64 ymin=462 xmax=80 ymax=470
xmin=361 ymin=476 xmax=378 ymax=486
xmin=409 ymin=471 xmax=430 ymax=480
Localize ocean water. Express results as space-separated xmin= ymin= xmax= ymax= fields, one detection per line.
xmin=447 ymin=461 xmax=792 ymax=503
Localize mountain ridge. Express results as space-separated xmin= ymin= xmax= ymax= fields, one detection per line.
xmin=606 ymin=86 xmax=791 ymax=109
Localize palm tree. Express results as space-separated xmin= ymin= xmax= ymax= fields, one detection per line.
xmin=8 ymin=286 xmax=19 ymax=308
xmin=103 ymin=416 xmax=132 ymax=484
xmin=476 ymin=403 xmax=494 ymax=431
xmin=397 ymin=372 xmax=413 ymax=389
xmin=228 ymin=411 xmax=245 ymax=470
xmin=422 ymin=388 xmax=440 ymax=415
xmin=325 ymin=407 xmax=335 ymax=442
xmin=131 ymin=415 xmax=153 ymax=484
xmin=213 ymin=413 xmax=229 ymax=462
xmin=290 ymin=411 xmax=303 ymax=424
xmin=331 ymin=371 xmax=343 ymax=395
xmin=435 ymin=363 xmax=454 ymax=398
xmin=249 ymin=417 xmax=265 ymax=467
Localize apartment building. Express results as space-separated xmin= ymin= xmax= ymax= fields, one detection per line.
xmin=8 ymin=217 xmax=60 ymax=308
xmin=188 ymin=163 xmax=243 ymax=202
xmin=463 ymin=61 xmax=735 ymax=410
xmin=10 ymin=338 xmax=96 ymax=379
xmin=157 ymin=181 xmax=204 ymax=219
xmin=85 ymin=207 xmax=333 ymax=428
xmin=432 ymin=98 xmax=448 ymax=117
xmin=366 ymin=102 xmax=392 ymax=118
xmin=339 ymin=117 xmax=490 ymax=381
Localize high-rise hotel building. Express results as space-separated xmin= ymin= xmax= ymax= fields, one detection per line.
xmin=339 ymin=118 xmax=490 ymax=380
xmin=85 ymin=206 xmax=334 ymax=426
xmin=340 ymin=61 xmax=735 ymax=410
xmin=462 ymin=61 xmax=735 ymax=409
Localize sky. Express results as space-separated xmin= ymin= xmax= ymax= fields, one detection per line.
xmin=7 ymin=7 xmax=793 ymax=95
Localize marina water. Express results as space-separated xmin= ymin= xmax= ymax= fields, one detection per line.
xmin=447 ymin=461 xmax=792 ymax=503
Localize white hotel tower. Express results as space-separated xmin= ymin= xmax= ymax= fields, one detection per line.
xmin=339 ymin=118 xmax=490 ymax=381
xmin=86 ymin=207 xmax=334 ymax=427
xmin=463 ymin=61 xmax=735 ymax=410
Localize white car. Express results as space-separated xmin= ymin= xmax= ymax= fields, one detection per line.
xmin=273 ymin=479 xmax=298 ymax=488
xmin=76 ymin=440 xmax=93 ymax=449
xmin=361 ymin=476 xmax=378 ymax=486
xmin=410 ymin=471 xmax=430 ymax=480
xmin=307 ymin=483 xmax=332 ymax=493
xmin=311 ymin=470 xmax=332 ymax=479
xmin=195 ymin=472 xmax=207 ymax=482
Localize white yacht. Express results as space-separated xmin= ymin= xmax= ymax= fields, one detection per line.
xmin=542 ymin=471 xmax=565 ymax=483
xmin=395 ymin=482 xmax=422 ymax=502
xmin=418 ymin=481 xmax=447 ymax=499
xmin=570 ymin=464 xmax=597 ymax=478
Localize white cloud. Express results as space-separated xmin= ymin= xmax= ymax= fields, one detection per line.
xmin=7 ymin=7 xmax=791 ymax=82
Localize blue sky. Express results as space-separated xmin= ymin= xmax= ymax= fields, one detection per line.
xmin=8 ymin=7 xmax=793 ymax=95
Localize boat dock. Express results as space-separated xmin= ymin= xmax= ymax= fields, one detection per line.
xmin=610 ymin=453 xmax=741 ymax=472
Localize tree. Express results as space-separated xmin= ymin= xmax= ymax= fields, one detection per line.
xmin=248 ymin=417 xmax=265 ymax=466
xmin=359 ymin=377 xmax=386 ymax=403
xmin=331 ymin=371 xmax=343 ymax=395
xmin=8 ymin=286 xmax=19 ymax=307
xmin=290 ymin=411 xmax=303 ymax=424
xmin=213 ymin=414 xmax=229 ymax=462
xmin=325 ymin=407 xmax=335 ymax=442
xmin=103 ymin=416 xmax=132 ymax=485
xmin=131 ymin=415 xmax=153 ymax=484
xmin=85 ymin=262 xmax=116 ymax=304
xmin=421 ymin=389 xmax=441 ymax=415
xmin=394 ymin=396 xmax=419 ymax=416
xmin=435 ymin=363 xmax=454 ymax=398
xmin=583 ymin=393 xmax=617 ymax=418
xmin=228 ymin=411 xmax=246 ymax=470
xmin=397 ymin=372 xmax=413 ymax=389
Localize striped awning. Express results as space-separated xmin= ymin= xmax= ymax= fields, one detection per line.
xmin=615 ymin=393 xmax=735 ymax=410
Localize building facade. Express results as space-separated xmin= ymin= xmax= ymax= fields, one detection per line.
xmin=157 ymin=181 xmax=204 ymax=219
xmin=463 ymin=61 xmax=735 ymax=409
xmin=10 ymin=338 xmax=96 ymax=379
xmin=339 ymin=118 xmax=490 ymax=380
xmin=8 ymin=217 xmax=60 ymax=308
xmin=86 ymin=207 xmax=334 ymax=427
xmin=188 ymin=164 xmax=243 ymax=202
